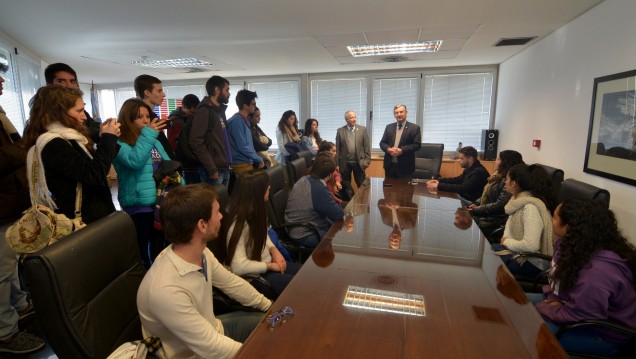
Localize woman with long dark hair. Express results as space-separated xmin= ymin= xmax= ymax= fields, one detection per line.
xmin=493 ymin=163 xmax=556 ymax=276
xmin=302 ymin=118 xmax=322 ymax=156
xmin=468 ymin=150 xmax=524 ymax=242
xmin=222 ymin=170 xmax=300 ymax=296
xmin=274 ymin=110 xmax=301 ymax=165
xmin=533 ymin=199 xmax=636 ymax=356
xmin=23 ymin=85 xmax=120 ymax=224
xmin=113 ymin=98 xmax=171 ymax=268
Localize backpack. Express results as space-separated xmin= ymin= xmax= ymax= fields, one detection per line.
xmin=175 ymin=109 xmax=213 ymax=165
xmin=175 ymin=118 xmax=196 ymax=164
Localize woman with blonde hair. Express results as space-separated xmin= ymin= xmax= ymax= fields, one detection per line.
xmin=23 ymin=85 xmax=120 ymax=224
xmin=113 ymin=98 xmax=171 ymax=268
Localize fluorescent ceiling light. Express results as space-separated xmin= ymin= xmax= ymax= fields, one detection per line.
xmin=131 ymin=57 xmax=212 ymax=68
xmin=343 ymin=285 xmax=426 ymax=316
xmin=347 ymin=41 xmax=442 ymax=57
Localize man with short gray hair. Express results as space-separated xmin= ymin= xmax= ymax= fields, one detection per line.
xmin=335 ymin=110 xmax=370 ymax=188
xmin=379 ymin=104 xmax=421 ymax=178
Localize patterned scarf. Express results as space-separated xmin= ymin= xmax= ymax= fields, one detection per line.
xmin=26 ymin=122 xmax=92 ymax=209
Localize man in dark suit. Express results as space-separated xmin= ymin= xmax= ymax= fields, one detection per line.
xmin=335 ymin=110 xmax=370 ymax=188
xmin=379 ymin=104 xmax=421 ymax=178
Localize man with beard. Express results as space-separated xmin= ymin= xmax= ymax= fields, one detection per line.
xmin=137 ymin=184 xmax=271 ymax=358
xmin=189 ymin=76 xmax=232 ymax=185
xmin=427 ymin=146 xmax=489 ymax=203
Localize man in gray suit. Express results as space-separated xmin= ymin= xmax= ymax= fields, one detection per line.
xmin=335 ymin=110 xmax=371 ymax=188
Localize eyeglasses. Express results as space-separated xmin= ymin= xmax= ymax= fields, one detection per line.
xmin=265 ymin=305 xmax=295 ymax=330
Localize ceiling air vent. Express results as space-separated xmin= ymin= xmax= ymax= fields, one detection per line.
xmin=382 ymin=56 xmax=408 ymax=63
xmin=493 ymin=37 xmax=536 ymax=47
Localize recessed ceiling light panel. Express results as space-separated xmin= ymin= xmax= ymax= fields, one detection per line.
xmin=131 ymin=57 xmax=212 ymax=69
xmin=347 ymin=41 xmax=442 ymax=57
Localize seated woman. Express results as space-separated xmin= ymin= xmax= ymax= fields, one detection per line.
xmin=315 ymin=142 xmax=349 ymax=204
xmin=301 ymin=118 xmax=322 ymax=156
xmin=223 ymin=170 xmax=301 ymax=297
xmin=532 ymin=198 xmax=636 ymax=356
xmin=492 ymin=163 xmax=556 ymax=277
xmin=467 ymin=150 xmax=524 ymax=243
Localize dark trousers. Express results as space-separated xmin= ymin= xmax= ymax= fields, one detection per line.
xmin=261 ymin=262 xmax=302 ymax=297
xmin=385 ymin=162 xmax=411 ymax=179
xmin=342 ymin=162 xmax=366 ymax=188
xmin=130 ymin=212 xmax=165 ymax=269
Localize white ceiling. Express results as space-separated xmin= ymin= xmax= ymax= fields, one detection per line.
xmin=0 ymin=0 xmax=603 ymax=85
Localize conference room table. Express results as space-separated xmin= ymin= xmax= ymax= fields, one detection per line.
xmin=236 ymin=177 xmax=567 ymax=358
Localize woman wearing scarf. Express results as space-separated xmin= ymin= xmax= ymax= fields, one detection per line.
xmin=274 ymin=110 xmax=301 ymax=165
xmin=22 ymin=85 xmax=120 ymax=224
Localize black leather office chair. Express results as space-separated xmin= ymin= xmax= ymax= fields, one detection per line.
xmin=533 ymin=163 xmax=564 ymax=194
xmin=23 ymin=212 xmax=146 ymax=359
xmin=559 ymin=178 xmax=610 ymax=208
xmin=286 ymin=157 xmax=308 ymax=186
xmin=265 ymin=165 xmax=318 ymax=262
xmin=288 ymin=150 xmax=313 ymax=168
xmin=413 ymin=143 xmax=444 ymax=179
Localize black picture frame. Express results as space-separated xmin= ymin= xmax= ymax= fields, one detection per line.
xmin=584 ymin=69 xmax=636 ymax=186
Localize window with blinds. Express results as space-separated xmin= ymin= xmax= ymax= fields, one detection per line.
xmin=372 ymin=77 xmax=419 ymax=149
xmin=247 ymin=80 xmax=300 ymax=149
xmin=16 ymin=54 xmax=41 ymax=128
xmin=310 ymin=78 xmax=367 ymax=145
xmin=423 ymin=73 xmax=493 ymax=151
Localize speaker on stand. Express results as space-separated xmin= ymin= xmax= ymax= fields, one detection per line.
xmin=481 ymin=129 xmax=499 ymax=161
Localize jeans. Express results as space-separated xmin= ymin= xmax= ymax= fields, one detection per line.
xmin=218 ymin=311 xmax=265 ymax=343
xmin=526 ymin=293 xmax=623 ymax=356
xmin=0 ymin=222 xmax=29 ymax=341
xmin=198 ymin=166 xmax=230 ymax=186
xmin=292 ymin=227 xmax=328 ymax=249
xmin=491 ymin=243 xmax=542 ymax=278
xmin=261 ymin=262 xmax=302 ymax=296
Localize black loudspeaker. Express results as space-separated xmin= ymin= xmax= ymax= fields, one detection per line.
xmin=481 ymin=129 xmax=498 ymax=161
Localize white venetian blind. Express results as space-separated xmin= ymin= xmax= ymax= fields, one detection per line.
xmin=310 ymin=78 xmax=367 ymax=145
xmin=423 ymin=73 xmax=493 ymax=151
xmin=247 ymin=80 xmax=299 ymax=149
xmin=372 ymin=77 xmax=419 ymax=149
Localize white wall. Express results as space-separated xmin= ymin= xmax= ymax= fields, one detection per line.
xmin=496 ymin=0 xmax=636 ymax=243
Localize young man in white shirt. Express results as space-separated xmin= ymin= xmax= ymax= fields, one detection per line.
xmin=137 ymin=184 xmax=271 ymax=359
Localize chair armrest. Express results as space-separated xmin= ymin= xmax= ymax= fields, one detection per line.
xmin=241 ymin=273 xmax=278 ymax=300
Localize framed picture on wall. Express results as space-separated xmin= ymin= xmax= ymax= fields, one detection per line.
xmin=584 ymin=69 xmax=636 ymax=186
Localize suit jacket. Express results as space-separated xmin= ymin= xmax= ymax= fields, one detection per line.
xmin=379 ymin=121 xmax=421 ymax=177
xmin=335 ymin=125 xmax=371 ymax=171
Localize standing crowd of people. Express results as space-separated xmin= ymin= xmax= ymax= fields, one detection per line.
xmin=1 ymin=58 xmax=634 ymax=358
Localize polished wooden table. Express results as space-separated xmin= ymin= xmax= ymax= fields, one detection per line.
xmin=236 ymin=178 xmax=566 ymax=359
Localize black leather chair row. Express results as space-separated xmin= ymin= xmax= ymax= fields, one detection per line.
xmin=23 ymin=212 xmax=146 ymax=359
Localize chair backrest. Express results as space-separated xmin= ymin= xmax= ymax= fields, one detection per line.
xmin=287 ymin=157 xmax=307 ymax=186
xmin=297 ymin=150 xmax=313 ymax=168
xmin=23 ymin=212 xmax=146 ymax=359
xmin=559 ymin=178 xmax=610 ymax=208
xmin=207 ymin=184 xmax=230 ymax=262
xmin=533 ymin=163 xmax=564 ymax=194
xmin=265 ymin=165 xmax=288 ymax=229
xmin=413 ymin=143 xmax=444 ymax=179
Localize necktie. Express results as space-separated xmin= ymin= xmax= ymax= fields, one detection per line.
xmin=398 ymin=123 xmax=402 ymax=130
